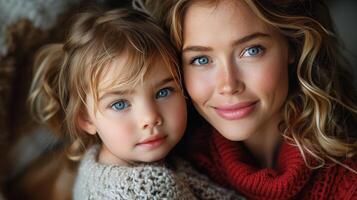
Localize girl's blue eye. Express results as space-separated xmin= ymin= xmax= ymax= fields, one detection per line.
xmin=156 ymin=87 xmax=173 ymax=99
xmin=242 ymin=46 xmax=265 ymax=57
xmin=191 ymin=56 xmax=210 ymax=65
xmin=111 ymin=100 xmax=130 ymax=111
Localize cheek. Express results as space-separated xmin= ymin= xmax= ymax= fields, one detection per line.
xmin=184 ymin=68 xmax=214 ymax=104
xmin=251 ymin=59 xmax=289 ymax=105
xmin=165 ymin=97 xmax=187 ymax=131
xmin=97 ymin=117 xmax=133 ymax=140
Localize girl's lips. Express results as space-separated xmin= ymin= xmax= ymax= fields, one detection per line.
xmin=214 ymin=101 xmax=257 ymax=120
xmin=136 ymin=135 xmax=167 ymax=149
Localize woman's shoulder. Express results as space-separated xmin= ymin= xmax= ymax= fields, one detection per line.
xmin=304 ymin=158 xmax=357 ymax=199
xmin=333 ymin=159 xmax=357 ymax=194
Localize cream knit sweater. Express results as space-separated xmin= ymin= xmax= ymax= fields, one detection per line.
xmin=73 ymin=145 xmax=244 ymax=200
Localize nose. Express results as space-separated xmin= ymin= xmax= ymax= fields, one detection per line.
xmin=140 ymin=104 xmax=162 ymax=129
xmin=217 ymin=61 xmax=244 ymax=95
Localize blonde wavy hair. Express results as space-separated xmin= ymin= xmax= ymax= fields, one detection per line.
xmin=28 ymin=8 xmax=180 ymax=161
xmin=136 ymin=0 xmax=357 ymax=170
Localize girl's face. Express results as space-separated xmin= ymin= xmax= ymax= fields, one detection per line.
xmin=182 ymin=0 xmax=291 ymax=141
xmin=81 ymin=55 xmax=187 ymax=165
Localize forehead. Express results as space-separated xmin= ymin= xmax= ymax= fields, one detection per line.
xmin=185 ymin=0 xmax=261 ymax=24
xmin=98 ymin=53 xmax=175 ymax=91
xmin=183 ymin=0 xmax=273 ymax=46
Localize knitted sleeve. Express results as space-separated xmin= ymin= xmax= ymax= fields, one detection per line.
xmin=73 ymin=146 xmax=197 ymax=200
xmin=171 ymin=156 xmax=245 ymax=200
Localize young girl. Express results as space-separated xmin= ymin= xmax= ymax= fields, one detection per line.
xmin=28 ymin=8 xmax=244 ymax=200
xmin=136 ymin=0 xmax=357 ymax=199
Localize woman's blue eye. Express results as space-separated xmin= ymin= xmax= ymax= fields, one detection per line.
xmin=242 ymin=46 xmax=264 ymax=57
xmin=191 ymin=56 xmax=210 ymax=65
xmin=111 ymin=100 xmax=130 ymax=111
xmin=156 ymin=87 xmax=173 ymax=99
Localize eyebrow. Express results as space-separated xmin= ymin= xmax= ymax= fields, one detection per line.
xmin=157 ymin=77 xmax=176 ymax=86
xmin=182 ymin=32 xmax=270 ymax=53
xmin=99 ymin=77 xmax=176 ymax=101
xmin=99 ymin=90 xmax=130 ymax=101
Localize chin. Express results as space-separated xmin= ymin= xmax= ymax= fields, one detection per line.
xmin=217 ymin=127 xmax=253 ymax=141
xmin=141 ymin=152 xmax=168 ymax=163
xmin=221 ymin=133 xmax=249 ymax=141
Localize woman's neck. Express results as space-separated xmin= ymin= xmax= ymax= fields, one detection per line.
xmin=243 ymin=116 xmax=283 ymax=168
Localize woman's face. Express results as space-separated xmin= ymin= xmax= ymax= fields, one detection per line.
xmin=182 ymin=0 xmax=292 ymax=141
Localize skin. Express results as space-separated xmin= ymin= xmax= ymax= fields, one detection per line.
xmin=182 ymin=0 xmax=293 ymax=167
xmin=79 ymin=54 xmax=187 ymax=166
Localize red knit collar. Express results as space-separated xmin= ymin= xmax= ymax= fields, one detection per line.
xmin=191 ymin=128 xmax=314 ymax=200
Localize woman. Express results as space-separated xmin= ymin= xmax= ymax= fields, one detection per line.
xmin=135 ymin=0 xmax=357 ymax=199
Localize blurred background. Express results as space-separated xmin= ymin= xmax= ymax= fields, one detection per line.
xmin=0 ymin=0 xmax=356 ymax=199
xmin=328 ymin=0 xmax=357 ymax=81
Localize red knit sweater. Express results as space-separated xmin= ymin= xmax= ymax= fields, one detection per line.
xmin=184 ymin=126 xmax=357 ymax=200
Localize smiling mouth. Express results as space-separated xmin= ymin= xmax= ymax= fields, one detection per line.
xmin=214 ymin=101 xmax=258 ymax=120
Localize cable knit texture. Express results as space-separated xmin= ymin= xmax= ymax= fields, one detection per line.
xmin=185 ymin=126 xmax=357 ymax=200
xmin=73 ymin=145 xmax=244 ymax=200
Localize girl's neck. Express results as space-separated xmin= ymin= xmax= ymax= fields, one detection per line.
xmin=98 ymin=145 xmax=130 ymax=166
xmin=243 ymin=116 xmax=283 ymax=168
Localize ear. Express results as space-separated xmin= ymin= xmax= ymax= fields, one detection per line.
xmin=77 ymin=112 xmax=97 ymax=135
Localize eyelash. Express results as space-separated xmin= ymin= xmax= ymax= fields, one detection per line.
xmin=189 ymin=56 xmax=211 ymax=66
xmin=240 ymin=45 xmax=266 ymax=57
xmin=156 ymin=87 xmax=175 ymax=99
xmin=111 ymin=99 xmax=130 ymax=111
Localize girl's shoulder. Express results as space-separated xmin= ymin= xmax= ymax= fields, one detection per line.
xmin=73 ymin=146 xmax=196 ymax=200
xmin=169 ymin=156 xmax=246 ymax=200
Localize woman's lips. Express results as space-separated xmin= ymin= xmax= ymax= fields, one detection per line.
xmin=214 ymin=101 xmax=257 ymax=120
xmin=136 ymin=135 xmax=167 ymax=149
